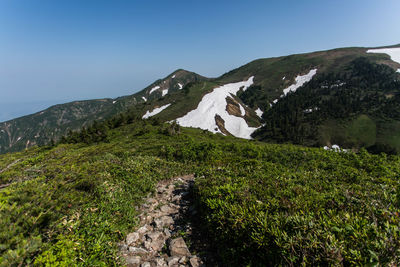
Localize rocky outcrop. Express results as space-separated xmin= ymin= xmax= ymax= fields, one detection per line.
xmin=119 ymin=175 xmax=205 ymax=267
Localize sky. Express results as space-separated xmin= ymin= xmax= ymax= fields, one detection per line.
xmin=1 ymin=0 xmax=400 ymax=122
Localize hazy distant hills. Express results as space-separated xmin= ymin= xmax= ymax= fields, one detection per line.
xmin=1 ymin=44 xmax=400 ymax=154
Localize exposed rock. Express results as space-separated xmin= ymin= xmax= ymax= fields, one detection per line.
xmin=127 ymin=232 xmax=140 ymax=245
xmin=154 ymin=215 xmax=174 ymax=229
xmin=169 ymin=237 xmax=191 ymax=257
xmin=167 ymin=256 xmax=180 ymax=266
xmin=126 ymin=255 xmax=141 ymax=266
xmin=141 ymin=262 xmax=151 ymax=267
xmin=128 ymin=246 xmax=148 ymax=255
xmin=189 ymin=256 xmax=201 ymax=267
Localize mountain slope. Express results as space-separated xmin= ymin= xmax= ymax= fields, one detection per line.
xmin=2 ymin=44 xmax=400 ymax=154
xmin=0 ymin=70 xmax=205 ymax=154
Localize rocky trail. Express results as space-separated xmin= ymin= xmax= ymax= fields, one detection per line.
xmin=119 ymin=175 xmax=215 ymax=267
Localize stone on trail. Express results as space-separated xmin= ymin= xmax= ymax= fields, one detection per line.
xmin=126 ymin=255 xmax=141 ymax=266
xmin=126 ymin=232 xmax=140 ymax=245
xmin=169 ymin=237 xmax=191 ymax=257
xmin=189 ymin=256 xmax=201 ymax=267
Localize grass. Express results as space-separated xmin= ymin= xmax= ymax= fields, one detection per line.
xmin=1 ymin=119 xmax=400 ymax=265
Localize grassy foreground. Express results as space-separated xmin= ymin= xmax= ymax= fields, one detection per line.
xmin=1 ymin=119 xmax=400 ymax=266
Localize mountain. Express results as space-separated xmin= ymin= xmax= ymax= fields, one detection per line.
xmin=0 ymin=69 xmax=205 ymax=154
xmin=1 ymin=44 xmax=400 ymax=154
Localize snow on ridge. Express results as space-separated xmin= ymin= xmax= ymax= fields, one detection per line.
xmin=178 ymin=83 xmax=183 ymax=89
xmin=149 ymin=86 xmax=160 ymax=94
xmin=142 ymin=104 xmax=171 ymax=119
xmin=176 ymin=76 xmax=258 ymax=139
xmin=282 ymin=69 xmax=317 ymax=96
xmin=255 ymin=108 xmax=263 ymax=118
xmin=367 ymin=48 xmax=400 ymax=73
xmin=162 ymin=89 xmax=169 ymax=97
xmin=367 ymin=47 xmax=400 ymax=65
xmin=172 ymin=75 xmax=176 ymax=78
xmin=112 ymin=100 xmax=117 ymax=104
xmin=142 ymin=96 xmax=147 ymax=102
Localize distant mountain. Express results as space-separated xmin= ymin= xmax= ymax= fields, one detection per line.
xmin=0 ymin=69 xmax=205 ymax=154
xmin=1 ymin=44 xmax=400 ymax=154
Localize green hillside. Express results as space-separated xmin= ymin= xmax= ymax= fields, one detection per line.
xmin=1 ymin=113 xmax=400 ymax=265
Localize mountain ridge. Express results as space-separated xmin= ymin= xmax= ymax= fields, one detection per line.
xmin=1 ymin=44 xmax=400 ymax=154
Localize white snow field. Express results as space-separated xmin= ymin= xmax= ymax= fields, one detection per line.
xmin=142 ymin=104 xmax=171 ymax=119
xmin=282 ymin=69 xmax=317 ymax=96
xmin=367 ymin=47 xmax=400 ymax=72
xmin=176 ymin=77 xmax=258 ymax=139
xmin=142 ymin=97 xmax=147 ymax=102
xmin=255 ymin=108 xmax=263 ymax=118
xmin=162 ymin=89 xmax=168 ymax=97
xmin=178 ymin=83 xmax=183 ymax=89
xmin=149 ymin=86 xmax=160 ymax=95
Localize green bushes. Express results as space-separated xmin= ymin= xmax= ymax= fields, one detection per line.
xmin=192 ymin=146 xmax=400 ymax=265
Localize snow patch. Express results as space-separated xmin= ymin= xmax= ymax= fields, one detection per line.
xmin=172 ymin=75 xmax=176 ymax=78
xmin=16 ymin=137 xmax=22 ymax=142
xmin=367 ymin=47 xmax=400 ymax=65
xmin=176 ymin=77 xmax=258 ymax=139
xmin=112 ymin=101 xmax=117 ymax=104
xmin=149 ymin=86 xmax=160 ymax=94
xmin=397 ymin=69 xmax=400 ymax=73
xmin=142 ymin=104 xmax=171 ymax=119
xmin=162 ymin=89 xmax=168 ymax=97
xmin=282 ymin=76 xmax=286 ymax=80
xmin=282 ymin=69 xmax=317 ymax=96
xmin=142 ymin=96 xmax=147 ymax=102
xmin=255 ymin=108 xmax=263 ymax=118
xmin=239 ymin=104 xmax=245 ymax=116
xmin=273 ymin=99 xmax=278 ymax=104
xmin=178 ymin=83 xmax=183 ymax=89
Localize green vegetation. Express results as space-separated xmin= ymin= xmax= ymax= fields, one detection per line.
xmin=1 ymin=112 xmax=400 ymax=265
xmin=253 ymin=57 xmax=400 ymax=153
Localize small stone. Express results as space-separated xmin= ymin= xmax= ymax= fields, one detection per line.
xmin=145 ymin=231 xmax=166 ymax=251
xmin=189 ymin=256 xmax=201 ymax=267
xmin=164 ymin=228 xmax=171 ymax=238
xmin=161 ymin=205 xmax=176 ymax=214
xmin=179 ymin=256 xmax=187 ymax=263
xmin=138 ymin=225 xmax=151 ymax=235
xmin=126 ymin=255 xmax=141 ymax=266
xmin=154 ymin=257 xmax=167 ymax=267
xmin=118 ymin=243 xmax=128 ymax=252
xmin=171 ymin=195 xmax=181 ymax=203
xmin=141 ymin=262 xmax=151 ymax=267
xmin=128 ymin=246 xmax=148 ymax=255
xmin=154 ymin=216 xmax=174 ymax=229
xmin=169 ymin=237 xmax=191 ymax=257
xmin=167 ymin=256 xmax=180 ymax=266
xmin=126 ymin=232 xmax=140 ymax=245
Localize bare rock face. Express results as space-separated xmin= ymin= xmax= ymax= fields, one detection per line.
xmin=169 ymin=237 xmax=191 ymax=257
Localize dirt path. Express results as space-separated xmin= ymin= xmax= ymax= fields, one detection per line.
xmin=119 ymin=175 xmax=214 ymax=267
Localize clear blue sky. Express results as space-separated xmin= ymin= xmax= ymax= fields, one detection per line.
xmin=1 ymin=0 xmax=399 ymax=121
